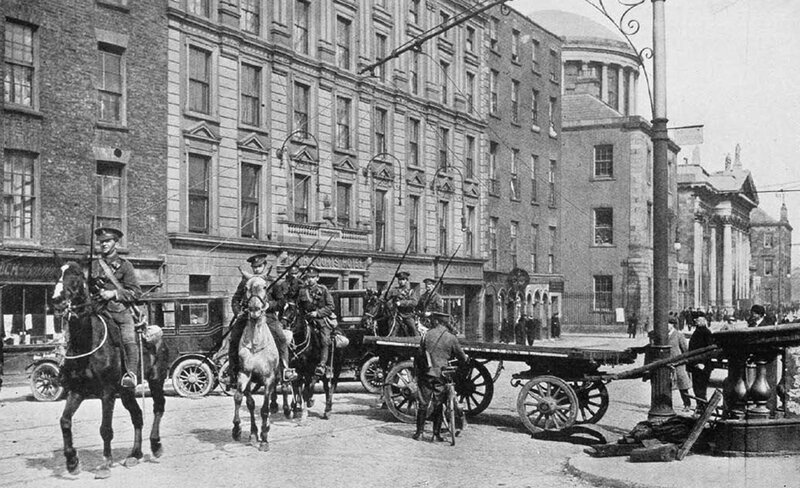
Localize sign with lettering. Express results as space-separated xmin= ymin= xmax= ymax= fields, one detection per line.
xmin=289 ymin=254 xmax=368 ymax=271
xmin=0 ymin=259 xmax=61 ymax=283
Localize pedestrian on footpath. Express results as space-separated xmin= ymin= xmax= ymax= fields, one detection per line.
xmin=688 ymin=313 xmax=714 ymax=409
xmin=668 ymin=317 xmax=692 ymax=411
xmin=550 ymin=312 xmax=561 ymax=339
xmin=627 ymin=313 xmax=638 ymax=338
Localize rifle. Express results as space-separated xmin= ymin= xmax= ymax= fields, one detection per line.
xmin=381 ymin=229 xmax=417 ymax=302
xmin=296 ymin=234 xmax=335 ymax=280
xmin=420 ymin=244 xmax=461 ymax=312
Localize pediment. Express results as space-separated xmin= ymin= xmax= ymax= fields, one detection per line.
xmin=375 ymin=166 xmax=394 ymax=181
xmin=436 ymin=180 xmax=455 ymax=193
xmin=333 ymin=157 xmax=357 ymax=173
xmin=463 ymin=184 xmax=480 ymax=199
xmin=407 ymin=172 xmax=426 ymax=187
xmin=291 ymin=148 xmax=318 ymax=165
xmin=183 ymin=122 xmax=220 ymax=143
xmin=238 ymin=133 xmax=269 ymax=154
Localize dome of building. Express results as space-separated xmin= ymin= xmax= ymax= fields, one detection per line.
xmin=530 ymin=10 xmax=631 ymax=51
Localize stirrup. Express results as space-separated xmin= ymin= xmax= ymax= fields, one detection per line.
xmin=121 ymin=371 xmax=137 ymax=389
xmin=314 ymin=365 xmax=326 ymax=377
xmin=282 ymin=368 xmax=298 ymax=382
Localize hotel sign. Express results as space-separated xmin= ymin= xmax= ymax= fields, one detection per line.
xmin=291 ymin=255 xmax=368 ymax=271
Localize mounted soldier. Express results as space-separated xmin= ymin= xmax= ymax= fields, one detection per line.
xmin=417 ymin=277 xmax=443 ymax=330
xmin=90 ymin=227 xmax=142 ymax=389
xmin=385 ymin=271 xmax=418 ymax=337
xmin=229 ymin=253 xmax=295 ymax=384
xmin=297 ymin=266 xmax=335 ymax=377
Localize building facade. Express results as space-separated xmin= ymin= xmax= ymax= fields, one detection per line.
xmin=536 ymin=10 xmax=679 ymax=332
xmin=676 ymin=148 xmax=759 ymax=317
xmin=165 ymin=0 xmax=490 ymax=337
xmin=750 ymin=203 xmax=792 ymax=313
xmin=481 ymin=7 xmax=563 ymax=341
xmin=0 ymin=0 xmax=168 ymax=343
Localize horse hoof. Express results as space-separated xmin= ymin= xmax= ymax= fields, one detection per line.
xmin=307 ymin=399 xmax=315 ymax=408
xmin=151 ymin=440 xmax=163 ymax=459
xmin=270 ymin=403 xmax=279 ymax=414
xmin=232 ymin=426 xmax=241 ymax=441
xmin=94 ymin=468 xmax=111 ymax=480
xmin=258 ymin=442 xmax=270 ymax=452
xmin=66 ymin=460 xmax=81 ymax=475
xmin=284 ymin=408 xmax=291 ymax=419
xmin=322 ymin=412 xmax=330 ymax=420
xmin=123 ymin=457 xmax=139 ymax=468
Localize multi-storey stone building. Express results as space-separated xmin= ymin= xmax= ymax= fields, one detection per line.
xmin=165 ymin=0 xmax=490 ymax=337
xmin=481 ymin=7 xmax=563 ymax=341
xmin=676 ymin=147 xmax=759 ymax=317
xmin=536 ymin=10 xmax=679 ymax=332
xmin=0 ymin=0 xmax=168 ymax=343
xmin=750 ymin=203 xmax=792 ymax=313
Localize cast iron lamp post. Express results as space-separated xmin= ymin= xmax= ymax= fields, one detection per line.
xmin=585 ymin=0 xmax=673 ymax=419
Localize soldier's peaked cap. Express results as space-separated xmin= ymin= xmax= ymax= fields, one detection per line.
xmin=430 ymin=311 xmax=450 ymax=321
xmin=396 ymin=271 xmax=410 ymax=279
xmin=423 ymin=278 xmax=436 ymax=284
xmin=751 ymin=304 xmax=766 ymax=316
xmin=247 ymin=254 xmax=269 ymax=266
xmin=305 ymin=266 xmax=320 ymax=276
xmin=95 ymin=227 xmax=123 ymax=241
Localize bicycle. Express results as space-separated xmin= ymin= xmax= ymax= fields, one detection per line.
xmin=440 ymin=359 xmax=467 ymax=446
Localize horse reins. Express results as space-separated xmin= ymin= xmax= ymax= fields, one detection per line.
xmin=61 ymin=309 xmax=110 ymax=360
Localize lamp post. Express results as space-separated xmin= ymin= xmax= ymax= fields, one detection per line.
xmin=584 ymin=0 xmax=673 ymax=419
xmin=363 ymin=152 xmax=404 ymax=206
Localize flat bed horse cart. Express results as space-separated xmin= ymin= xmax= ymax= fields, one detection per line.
xmin=364 ymin=336 xmax=638 ymax=435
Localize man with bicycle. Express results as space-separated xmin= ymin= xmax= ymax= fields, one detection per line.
xmin=413 ymin=311 xmax=468 ymax=441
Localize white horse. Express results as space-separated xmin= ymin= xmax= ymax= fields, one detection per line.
xmin=231 ymin=269 xmax=279 ymax=451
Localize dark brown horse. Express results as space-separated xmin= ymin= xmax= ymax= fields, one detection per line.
xmin=282 ymin=307 xmax=345 ymax=421
xmin=52 ymin=262 xmax=167 ymax=479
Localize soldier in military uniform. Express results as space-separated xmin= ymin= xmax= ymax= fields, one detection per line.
xmin=413 ymin=311 xmax=469 ymax=441
xmin=229 ymin=254 xmax=295 ymax=383
xmin=385 ymin=271 xmax=418 ymax=337
xmin=297 ymin=266 xmax=335 ymax=377
xmin=277 ymin=265 xmax=303 ymax=326
xmin=90 ymin=227 xmax=142 ymax=389
xmin=416 ymin=278 xmax=443 ymax=330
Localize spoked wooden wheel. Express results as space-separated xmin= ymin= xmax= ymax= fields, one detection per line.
xmin=30 ymin=362 xmax=65 ymax=402
xmin=359 ymin=356 xmax=384 ymax=394
xmin=382 ymin=360 xmax=417 ymax=423
xmin=516 ymin=375 xmax=579 ymax=434
xmin=569 ymin=380 xmax=609 ymax=424
xmin=455 ymin=360 xmax=494 ymax=417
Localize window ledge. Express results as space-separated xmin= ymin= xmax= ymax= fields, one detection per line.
xmin=97 ymin=0 xmax=130 ymax=13
xmin=183 ymin=110 xmax=219 ymax=125
xmin=531 ymin=201 xmax=540 ymax=206
xmin=531 ymin=125 xmax=541 ymax=133
xmin=591 ymin=176 xmax=616 ymax=182
xmin=489 ymin=47 xmax=501 ymax=57
xmin=96 ymin=121 xmax=129 ymax=132
xmin=3 ymin=104 xmax=43 ymax=119
xmin=532 ymin=67 xmax=541 ymax=76
xmin=510 ymin=197 xmax=521 ymax=203
xmin=333 ymin=147 xmax=357 ymax=158
xmin=489 ymin=113 xmax=501 ymax=121
xmin=511 ymin=58 xmax=521 ymax=66
xmin=591 ymin=244 xmax=617 ymax=249
xmin=238 ymin=123 xmax=269 ymax=135
xmin=510 ymin=120 xmax=521 ymax=128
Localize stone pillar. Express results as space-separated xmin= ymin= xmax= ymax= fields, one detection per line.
xmin=601 ymin=64 xmax=609 ymax=103
xmin=618 ymin=67 xmax=626 ymax=113
xmin=694 ymin=219 xmax=703 ymax=306
xmin=722 ymin=220 xmax=733 ymax=310
xmin=627 ymin=70 xmax=636 ymax=115
xmin=709 ymin=225 xmax=717 ymax=307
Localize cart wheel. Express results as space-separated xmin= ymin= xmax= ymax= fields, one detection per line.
xmin=172 ymin=358 xmax=215 ymax=398
xmin=217 ymin=360 xmax=233 ymax=396
xmin=456 ymin=359 xmax=494 ymax=417
xmin=516 ymin=375 xmax=578 ymax=434
xmin=30 ymin=362 xmax=65 ymax=402
xmin=359 ymin=356 xmax=384 ymax=394
xmin=569 ymin=380 xmax=609 ymax=424
xmin=382 ymin=360 xmax=417 ymax=423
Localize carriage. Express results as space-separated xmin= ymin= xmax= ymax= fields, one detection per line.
xmin=366 ymin=335 xmax=640 ymax=435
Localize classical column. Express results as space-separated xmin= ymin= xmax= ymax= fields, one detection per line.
xmin=617 ymin=67 xmax=626 ymax=113
xmin=693 ymin=218 xmax=703 ymax=306
xmin=722 ymin=220 xmax=733 ymax=310
xmin=631 ymin=72 xmax=638 ymax=115
xmin=709 ymin=225 xmax=717 ymax=307
xmin=601 ymin=64 xmax=609 ymax=103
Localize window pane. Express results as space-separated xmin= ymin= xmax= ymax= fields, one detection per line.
xmin=188 ymin=47 xmax=210 ymax=114
xmin=294 ymin=0 xmax=309 ymax=53
xmin=241 ymin=0 xmax=260 ymax=34
xmin=294 ymin=174 xmax=309 ymax=222
xmin=3 ymin=151 xmax=35 ymax=239
xmin=4 ymin=22 xmax=34 ymax=107
xmin=336 ymin=182 xmax=351 ymax=227
xmin=241 ymin=163 xmax=259 ymax=237
xmin=241 ymin=64 xmax=260 ymax=125
xmin=188 ymin=154 xmax=209 ymax=233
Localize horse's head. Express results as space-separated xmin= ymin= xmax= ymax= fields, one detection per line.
xmin=240 ymin=266 xmax=272 ymax=320
xmin=52 ymin=261 xmax=88 ymax=315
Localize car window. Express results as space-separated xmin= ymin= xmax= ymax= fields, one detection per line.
xmin=182 ymin=303 xmax=209 ymax=329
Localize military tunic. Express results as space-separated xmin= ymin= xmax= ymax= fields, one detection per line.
xmin=386 ymin=284 xmax=418 ymax=336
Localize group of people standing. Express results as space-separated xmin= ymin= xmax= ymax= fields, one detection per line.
xmin=499 ymin=312 xmax=560 ymax=345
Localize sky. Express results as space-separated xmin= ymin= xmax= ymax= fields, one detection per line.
xmin=510 ymin=0 xmax=800 ymax=263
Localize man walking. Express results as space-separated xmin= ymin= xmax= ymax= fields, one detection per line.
xmin=91 ymin=227 xmax=142 ymax=389
xmin=688 ymin=313 xmax=714 ymax=406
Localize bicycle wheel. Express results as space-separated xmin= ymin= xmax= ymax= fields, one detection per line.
xmin=447 ymin=386 xmax=456 ymax=446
